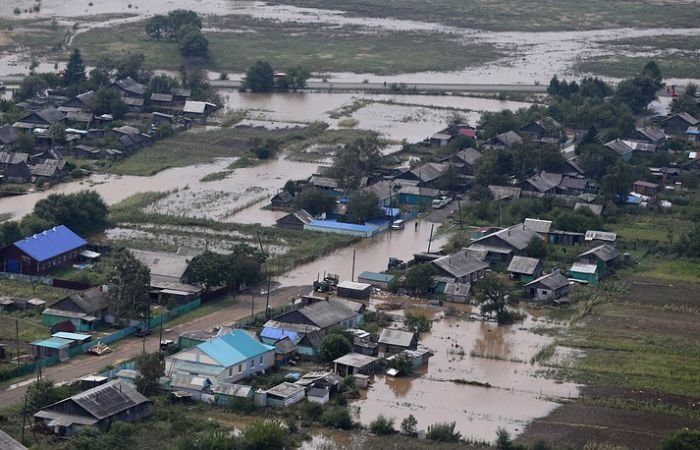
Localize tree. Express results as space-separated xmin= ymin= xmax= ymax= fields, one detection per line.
xmin=88 ymin=56 xmax=114 ymax=89
xmin=547 ymin=75 xmax=560 ymax=96
xmin=400 ymin=414 xmax=418 ymax=436
xmin=369 ymin=415 xmax=395 ymax=435
xmin=319 ymin=406 xmax=353 ymax=429
xmin=33 ymin=191 xmax=109 ymax=235
xmin=524 ymin=236 xmax=547 ymax=258
xmin=0 ymin=221 xmax=23 ymax=247
xmin=405 ymin=311 xmax=432 ymax=333
xmin=601 ymin=161 xmax=634 ymax=202
xmin=25 ymin=380 xmax=71 ymax=414
xmin=106 ymin=248 xmax=151 ymax=321
xmin=94 ymin=88 xmax=128 ymax=119
xmin=388 ymin=353 xmax=413 ymax=376
xmin=495 ymin=427 xmax=514 ymax=449
xmin=149 ymin=74 xmax=180 ymax=94
xmin=64 ymin=49 xmax=87 ymax=86
xmin=240 ymin=419 xmax=292 ymax=450
xmin=403 ymin=263 xmax=436 ymax=295
xmin=345 ymin=192 xmax=383 ymax=224
xmin=282 ymin=65 xmax=311 ymax=91
xmin=426 ymin=422 xmax=461 ymax=443
xmin=180 ymin=30 xmax=209 ymax=59
xmin=177 ymin=430 xmax=236 ymax=450
xmin=328 ymin=137 xmax=383 ymax=190
xmin=114 ymin=53 xmax=149 ymax=82
xmin=293 ymin=188 xmax=336 ymax=216
xmin=244 ymin=60 xmax=275 ymax=93
xmin=14 ymin=75 xmax=48 ymax=100
xmin=642 ymin=60 xmax=663 ymax=88
xmin=578 ymin=144 xmax=617 ymax=180
xmin=662 ymin=429 xmax=700 ymax=450
xmin=167 ymin=9 xmax=203 ymax=40
xmin=48 ymin=123 xmax=66 ymax=146
xmin=474 ymin=276 xmax=515 ymax=325
xmin=319 ymin=333 xmax=352 ymax=362
xmin=134 ymin=352 xmax=164 ymax=396
xmin=145 ymin=15 xmax=169 ymax=40
xmin=185 ymin=251 xmax=226 ymax=291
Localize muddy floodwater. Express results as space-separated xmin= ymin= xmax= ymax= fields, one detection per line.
xmin=352 ymin=315 xmax=579 ymax=442
xmin=276 ymin=220 xmax=447 ymax=286
xmin=0 ymin=156 xmax=318 ymax=221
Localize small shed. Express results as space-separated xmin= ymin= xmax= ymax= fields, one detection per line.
xmin=276 ymin=209 xmax=313 ymax=231
xmin=568 ymin=262 xmax=599 ymax=285
xmin=169 ymin=374 xmax=212 ymax=400
xmin=273 ymin=337 xmax=298 ymax=365
xmin=507 ymin=256 xmax=543 ymax=283
xmin=336 ymin=281 xmax=372 ymax=300
xmin=265 ymin=382 xmax=306 ymax=407
xmin=377 ymin=328 xmax=417 ymax=357
xmin=334 ymin=353 xmax=378 ymax=377
xmin=32 ymin=337 xmax=72 ymax=359
xmin=524 ymin=271 xmax=570 ymax=303
xmin=270 ymin=191 xmax=294 ymax=209
xmin=307 ymin=387 xmax=330 ymax=405
xmin=212 ymin=382 xmax=253 ymax=406
xmin=357 ymin=271 xmax=395 ymax=290
xmin=633 ymin=180 xmax=660 ymax=198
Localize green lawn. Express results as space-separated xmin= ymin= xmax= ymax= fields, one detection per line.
xmin=637 ymin=258 xmax=700 ymax=283
xmin=577 ymin=55 xmax=700 ymax=80
xmin=164 ymin=296 xmax=238 ymax=328
xmin=0 ymin=279 xmax=72 ymax=304
xmin=71 ymin=15 xmax=503 ymax=74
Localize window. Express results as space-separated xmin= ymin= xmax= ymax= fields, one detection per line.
xmin=229 ymin=368 xmax=232 ymax=376
xmin=259 ymin=357 xmax=263 ymax=366
xmin=238 ymin=364 xmax=242 ymax=373
xmin=249 ymin=360 xmax=254 ymax=368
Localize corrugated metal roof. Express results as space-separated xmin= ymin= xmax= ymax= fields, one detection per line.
xmin=261 ymin=327 xmax=300 ymax=342
xmin=14 ymin=225 xmax=86 ymax=262
xmin=69 ymin=380 xmax=150 ymax=420
xmin=577 ymin=244 xmax=620 ymax=262
xmin=378 ymin=328 xmax=415 ymax=347
xmin=524 ymin=218 xmax=552 ymax=233
xmin=433 ymin=251 xmax=489 ymax=279
xmin=570 ymin=263 xmax=598 ymax=274
xmin=308 ymin=220 xmax=376 ymax=233
xmin=197 ymin=330 xmax=274 ymax=368
xmin=52 ymin=332 xmax=91 ymax=341
xmin=32 ymin=337 xmax=73 ymax=349
xmin=0 ymin=428 xmax=27 ymax=450
xmin=357 ymin=271 xmax=395 ymax=283
xmin=507 ymin=256 xmax=541 ymax=275
xmin=333 ymin=353 xmax=378 ymax=367
xmin=525 ymin=272 xmax=569 ymax=290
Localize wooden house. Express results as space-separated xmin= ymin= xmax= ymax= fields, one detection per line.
xmin=524 ymin=270 xmax=570 ymax=303
xmin=506 ymin=256 xmax=543 ymax=282
xmin=275 ymin=209 xmax=313 ymax=230
xmin=662 ymin=112 xmax=698 ymax=135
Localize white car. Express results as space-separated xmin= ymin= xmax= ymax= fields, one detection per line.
xmin=432 ymin=196 xmax=452 ymax=209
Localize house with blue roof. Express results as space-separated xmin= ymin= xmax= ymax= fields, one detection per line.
xmin=0 ymin=225 xmax=88 ymax=275
xmin=165 ymin=330 xmax=275 ymax=383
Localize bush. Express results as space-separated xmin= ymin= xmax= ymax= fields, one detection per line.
xmin=369 ymin=415 xmax=395 ymax=435
xmin=298 ymin=401 xmax=323 ymax=421
xmin=319 ymin=333 xmax=352 ymax=363
xmin=405 ymin=312 xmax=432 ymax=333
xmin=426 ymin=421 xmax=462 ymax=443
xmin=240 ymin=419 xmax=291 ymax=450
xmin=320 ymin=406 xmax=353 ymax=430
xmin=662 ymin=428 xmax=700 ymax=450
xmin=400 ymin=414 xmax=418 ymax=436
xmin=495 ymin=427 xmax=513 ymax=449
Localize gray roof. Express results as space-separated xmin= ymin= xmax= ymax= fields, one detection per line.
xmin=170 ymin=373 xmax=211 ymax=391
xmin=577 ymin=244 xmax=620 ymax=262
xmin=310 ymin=176 xmax=338 ymax=189
xmin=0 ymin=429 xmax=27 ymax=450
xmin=212 ymin=382 xmax=252 ymax=398
xmin=272 ymin=190 xmax=294 ymax=204
xmin=296 ymin=299 xmax=361 ymax=329
xmin=266 ymin=382 xmax=305 ymax=398
xmin=274 ymin=337 xmax=298 ymax=354
xmin=489 ymin=185 xmax=521 ymax=200
xmin=584 ymin=230 xmax=617 ymax=242
xmin=171 ymin=88 xmax=192 ymax=98
xmin=0 ymin=125 xmax=21 ymax=145
xmin=0 ymin=151 xmax=28 ymax=165
xmin=493 ymin=130 xmax=522 ymax=147
xmin=635 ymin=127 xmax=665 ymax=142
xmin=307 ymin=387 xmax=329 ymax=398
xmin=507 ymin=256 xmax=541 ymax=275
xmin=524 ymin=218 xmax=552 ymax=233
xmin=525 ymin=272 xmax=569 ymax=290
xmin=362 ymin=180 xmax=398 ymax=201
xmin=523 ymin=172 xmax=562 ymax=193
xmin=473 ymin=223 xmax=542 ymax=251
xmin=61 ymin=287 xmax=109 ymax=314
xmin=42 ymin=380 xmax=150 ymax=421
xmin=113 ymin=125 xmax=140 ymax=135
xmin=151 ymin=93 xmax=174 ymax=102
xmin=665 ymin=112 xmax=699 ymax=126
xmin=130 ymin=249 xmax=192 ymax=281
xmin=183 ymin=101 xmax=216 ymax=114
xmin=605 ymin=139 xmax=633 ymax=157
xmin=333 ymin=352 xmax=378 ymax=368
xmin=113 ymin=77 xmax=146 ymax=96
xmin=559 ymin=176 xmax=588 ymax=191
xmin=432 ymin=250 xmax=489 ymax=279
xmin=410 ymin=163 xmax=450 ymax=183
xmin=123 ymin=97 xmax=145 ymax=107
xmin=66 ymin=90 xmax=98 ymax=110
xmin=378 ymin=328 xmax=416 ymax=347
xmin=454 ymin=147 xmax=482 ymax=165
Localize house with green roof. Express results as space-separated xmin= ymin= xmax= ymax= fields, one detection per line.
xmin=165 ymin=330 xmax=275 ymax=383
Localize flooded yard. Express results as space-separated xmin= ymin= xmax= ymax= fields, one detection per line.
xmin=352 ymin=315 xmax=579 ymax=442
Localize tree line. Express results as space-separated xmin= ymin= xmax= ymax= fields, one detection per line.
xmin=145 ymin=9 xmax=209 ymax=59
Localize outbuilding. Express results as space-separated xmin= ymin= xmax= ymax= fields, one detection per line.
xmin=333 ymin=353 xmax=378 ymax=377
xmin=507 ymin=256 xmax=543 ymax=283
xmin=357 ymin=271 xmax=395 ymax=290
xmin=336 ymin=281 xmax=372 ymax=300
xmin=377 ymin=328 xmax=417 ymax=357
xmin=524 ymin=271 xmax=570 ymax=303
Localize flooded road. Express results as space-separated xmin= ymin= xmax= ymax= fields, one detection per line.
xmin=353 ymin=316 xmax=579 ymax=442
xmin=276 ymin=219 xmax=447 ymax=286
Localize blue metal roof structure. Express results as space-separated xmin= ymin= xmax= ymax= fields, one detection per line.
xmin=197 ymin=330 xmax=275 ymax=368
xmin=52 ymin=332 xmax=92 ymax=341
xmin=32 ymin=337 xmax=73 ymax=349
xmin=14 ymin=225 xmax=87 ymax=262
xmin=261 ymin=327 xmax=300 ymax=342
xmin=308 ymin=220 xmax=376 ymax=233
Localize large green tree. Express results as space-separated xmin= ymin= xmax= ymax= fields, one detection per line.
xmin=134 ymin=352 xmax=164 ymax=396
xmin=403 ymin=263 xmax=436 ymax=295
xmin=474 ymin=276 xmax=515 ymax=324
xmin=293 ymin=188 xmax=336 ymax=216
xmin=319 ymin=333 xmax=352 ymax=363
xmin=345 ymin=192 xmax=383 ymax=224
xmin=64 ymin=49 xmax=87 ymax=86
xmin=107 ymin=248 xmax=151 ymax=321
xmin=180 ymin=30 xmax=209 ymax=59
xmin=244 ymin=61 xmax=275 ymax=93
xmin=33 ymin=191 xmax=109 ymax=235
xmin=327 ymin=137 xmax=382 ymax=190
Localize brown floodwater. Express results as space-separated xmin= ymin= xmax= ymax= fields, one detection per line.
xmin=276 ymin=219 xmax=448 ymax=287
xmin=351 ymin=316 xmax=579 ymax=442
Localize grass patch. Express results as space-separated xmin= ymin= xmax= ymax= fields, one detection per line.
xmin=0 ymin=279 xmax=72 ymax=303
xmin=637 ymin=258 xmax=700 ymax=283
xmin=606 ymin=34 xmax=700 ymax=52
xmin=200 ymin=171 xmax=232 ymax=182
xmin=71 ymin=15 xmax=504 ymax=74
xmin=164 ymin=296 xmax=238 ymax=328
xmin=0 ymin=312 xmax=50 ymax=343
xmin=270 ymin=0 xmax=700 ymax=31
xmin=577 ymin=54 xmax=700 ymax=79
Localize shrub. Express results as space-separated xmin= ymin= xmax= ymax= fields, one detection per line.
xmin=369 ymin=415 xmax=395 ymax=435
xmin=400 ymin=414 xmax=418 ymax=436
xmin=426 ymin=421 xmax=462 ymax=443
xmin=495 ymin=427 xmax=513 ymax=449
xmin=240 ymin=419 xmax=291 ymax=450
xmin=320 ymin=406 xmax=353 ymax=430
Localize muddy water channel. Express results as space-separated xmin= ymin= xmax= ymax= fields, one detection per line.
xmin=353 ymin=315 xmax=579 ymax=442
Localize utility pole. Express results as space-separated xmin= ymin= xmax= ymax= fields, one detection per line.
xmin=16 ymin=319 xmax=21 ymax=370
xmin=256 ymin=232 xmax=272 ymax=317
xmin=427 ymin=223 xmax=435 ymax=253
xmin=457 ymin=199 xmax=463 ymax=230
xmin=351 ymin=249 xmax=356 ymax=281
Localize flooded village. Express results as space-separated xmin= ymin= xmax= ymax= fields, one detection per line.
xmin=0 ymin=1 xmax=699 ymax=450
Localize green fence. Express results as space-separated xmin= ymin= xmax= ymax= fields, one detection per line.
xmin=0 ymin=354 xmax=61 ymax=382
xmin=148 ymin=298 xmax=201 ymax=329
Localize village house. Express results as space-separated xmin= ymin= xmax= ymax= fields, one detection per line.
xmin=0 ymin=151 xmax=29 ymax=171
xmin=42 ymin=287 xmax=110 ymax=331
xmin=211 ymin=382 xmax=253 ymax=406
xmin=429 ymin=131 xmax=452 ymax=147
xmin=557 ymin=176 xmax=589 ymax=195
xmin=575 ymin=244 xmax=621 ymax=276
xmin=62 ymin=91 xmax=98 ymax=112
xmin=574 ymin=202 xmax=604 ymax=217
xmin=523 ymin=218 xmax=553 ymax=238
xmin=519 ymin=117 xmax=563 ymax=143
xmin=276 ymin=209 xmax=314 ymax=230
xmin=34 ymin=380 xmax=152 ymax=436
xmin=605 ymin=139 xmax=634 ymax=161
xmin=261 ymin=382 xmax=306 ymax=408
xmin=489 ymin=130 xmax=522 ymax=149
xmin=336 ymin=281 xmax=372 ymax=300
xmin=687 ymin=126 xmax=700 ymax=143
xmin=568 ymin=262 xmax=600 ymax=285
xmin=441 ymin=147 xmax=482 ymax=175
xmin=584 ymin=230 xmax=617 ymax=246
xmin=30 ymin=159 xmax=69 ymax=184
xmin=524 ymin=270 xmax=570 ymax=303
xmin=632 ymin=127 xmax=666 ymax=148
xmin=183 ymin=101 xmax=217 ymax=121
xmin=165 ymin=330 xmax=276 ymax=383
xmin=489 ymin=185 xmax=522 ymax=201
xmin=431 ymin=249 xmax=489 ymax=283
xmin=0 ymin=225 xmax=88 ymax=275
xmin=395 ymin=162 xmax=451 ymax=188
xmin=507 ymin=256 xmax=544 ymax=283
xmin=170 ymin=88 xmax=192 ymax=104
xmin=168 ymin=374 xmax=212 ymax=401
xmin=150 ymin=93 xmax=174 ymax=108
xmin=306 ymin=387 xmax=330 ymax=405
xmin=261 ymin=297 xmax=364 ymax=355
xmin=13 ymin=107 xmax=66 ymax=130
xmin=361 ymin=179 xmax=400 ymax=207
xmin=130 ymin=248 xmax=202 ymax=302
xmin=357 ymin=271 xmax=395 ymax=290
xmin=333 ymin=353 xmax=378 ymax=377
xmin=272 ymin=337 xmax=298 ymax=365
xmin=468 ymin=223 xmax=543 ymax=264
xmin=270 ymin=190 xmax=295 ymax=209
xmin=547 ymin=229 xmax=585 ymax=246
xmin=377 ymin=328 xmax=417 ymax=357
xmin=519 ymin=172 xmax=563 ymax=197
xmin=309 ymin=175 xmax=340 ymax=193
xmin=632 ymin=180 xmax=660 ymax=201
xmin=662 ymin=112 xmax=698 ymax=135
xmin=110 ymin=77 xmax=147 ymax=98
xmin=0 ymin=124 xmax=22 ymax=150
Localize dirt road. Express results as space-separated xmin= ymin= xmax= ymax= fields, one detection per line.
xmin=0 ymin=285 xmax=310 ymax=407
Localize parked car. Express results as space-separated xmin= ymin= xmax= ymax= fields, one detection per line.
xmin=391 ymin=219 xmax=405 ymax=230
xmin=432 ymin=196 xmax=452 ymax=209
